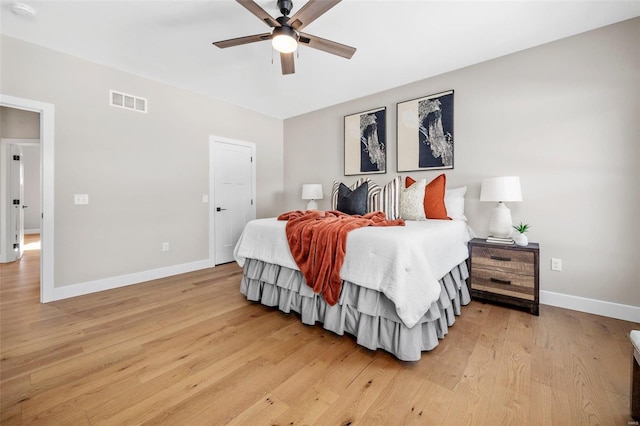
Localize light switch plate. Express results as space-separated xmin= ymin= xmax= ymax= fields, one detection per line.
xmin=74 ymin=194 xmax=89 ymax=205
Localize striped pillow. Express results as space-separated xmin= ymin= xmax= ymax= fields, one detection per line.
xmin=380 ymin=176 xmax=402 ymax=220
xmin=365 ymin=179 xmax=382 ymax=212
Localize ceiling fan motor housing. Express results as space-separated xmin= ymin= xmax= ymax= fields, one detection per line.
xmin=278 ymin=0 xmax=293 ymax=16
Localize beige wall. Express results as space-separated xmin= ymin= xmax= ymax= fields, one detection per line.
xmin=1 ymin=35 xmax=284 ymax=287
xmin=0 ymin=106 xmax=40 ymax=138
xmin=284 ymin=18 xmax=640 ymax=307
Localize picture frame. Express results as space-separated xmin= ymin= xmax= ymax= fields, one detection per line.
xmin=344 ymin=106 xmax=387 ymax=176
xmin=397 ymin=90 xmax=454 ymax=172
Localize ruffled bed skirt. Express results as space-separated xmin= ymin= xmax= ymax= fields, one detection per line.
xmin=240 ymin=259 xmax=471 ymax=361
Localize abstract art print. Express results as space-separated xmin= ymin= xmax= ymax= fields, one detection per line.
xmin=397 ymin=90 xmax=454 ymax=172
xmin=344 ymin=107 xmax=386 ymax=175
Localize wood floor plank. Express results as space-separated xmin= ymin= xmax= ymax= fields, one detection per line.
xmin=440 ymin=342 xmax=499 ymax=425
xmin=358 ymin=363 xmax=425 ymax=424
xmin=529 ymin=380 xmax=572 ymax=425
xmin=401 ymin=381 xmax=454 ymax=425
xmin=271 ymin=383 xmax=341 ymax=425
xmin=485 ymin=385 xmax=530 ymax=425
xmin=224 ymin=394 xmax=289 ymax=426
xmin=1 ymin=235 xmax=638 ymax=425
xmin=313 ymin=355 xmax=399 ymax=425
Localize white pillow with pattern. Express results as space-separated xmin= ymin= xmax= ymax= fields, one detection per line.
xmin=400 ymin=179 xmax=427 ymax=220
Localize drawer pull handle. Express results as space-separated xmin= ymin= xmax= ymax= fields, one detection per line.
xmin=490 ymin=277 xmax=512 ymax=285
xmin=490 ymin=255 xmax=511 ymax=262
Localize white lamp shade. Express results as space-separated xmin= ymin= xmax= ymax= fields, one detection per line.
xmin=302 ymin=184 xmax=323 ymax=200
xmin=480 ymin=176 xmax=523 ymax=202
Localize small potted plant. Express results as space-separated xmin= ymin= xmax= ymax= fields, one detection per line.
xmin=513 ymin=222 xmax=530 ymax=246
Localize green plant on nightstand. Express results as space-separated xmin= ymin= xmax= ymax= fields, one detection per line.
xmin=513 ymin=222 xmax=530 ymax=246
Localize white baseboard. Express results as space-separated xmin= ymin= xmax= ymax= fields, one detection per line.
xmin=24 ymin=228 xmax=40 ymax=235
xmin=541 ymin=290 xmax=640 ymax=323
xmin=52 ymin=258 xmax=215 ymax=301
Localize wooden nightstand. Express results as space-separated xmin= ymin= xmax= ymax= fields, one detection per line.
xmin=468 ymin=238 xmax=540 ymax=315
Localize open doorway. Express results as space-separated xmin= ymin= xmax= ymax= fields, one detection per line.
xmin=0 ymin=94 xmax=55 ymax=302
xmin=1 ymin=107 xmax=40 ymax=263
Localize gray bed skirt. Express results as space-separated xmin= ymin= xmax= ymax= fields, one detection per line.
xmin=240 ymin=259 xmax=471 ymax=361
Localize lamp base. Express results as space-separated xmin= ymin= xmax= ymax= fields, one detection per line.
xmin=488 ymin=202 xmax=513 ymax=238
xmin=306 ymin=200 xmax=318 ymax=211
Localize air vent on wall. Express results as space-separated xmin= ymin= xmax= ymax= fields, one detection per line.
xmin=110 ymin=90 xmax=147 ymax=113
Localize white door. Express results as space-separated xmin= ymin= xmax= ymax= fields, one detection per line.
xmin=1 ymin=144 xmax=25 ymax=262
xmin=213 ymin=139 xmax=255 ymax=264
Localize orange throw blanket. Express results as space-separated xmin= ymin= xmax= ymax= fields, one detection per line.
xmin=277 ymin=210 xmax=405 ymax=305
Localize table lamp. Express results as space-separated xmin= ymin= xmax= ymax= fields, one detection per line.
xmin=302 ymin=184 xmax=323 ymax=210
xmin=480 ymin=176 xmax=522 ymax=238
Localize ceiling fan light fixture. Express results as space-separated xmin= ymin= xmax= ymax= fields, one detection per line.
xmin=272 ymin=26 xmax=298 ymax=53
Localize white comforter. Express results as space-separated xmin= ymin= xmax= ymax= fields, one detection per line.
xmin=233 ymin=218 xmax=472 ymax=328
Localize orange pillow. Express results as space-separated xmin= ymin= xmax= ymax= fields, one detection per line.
xmin=406 ymin=174 xmax=451 ymax=220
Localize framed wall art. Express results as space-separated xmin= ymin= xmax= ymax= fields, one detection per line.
xmin=397 ymin=90 xmax=454 ymax=172
xmin=344 ymin=106 xmax=386 ymax=176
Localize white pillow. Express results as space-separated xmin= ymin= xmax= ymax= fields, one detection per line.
xmin=445 ymin=186 xmax=467 ymax=221
xmin=400 ymin=179 xmax=427 ymax=220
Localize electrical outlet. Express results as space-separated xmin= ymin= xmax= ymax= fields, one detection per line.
xmin=202 ymin=194 xmax=209 ymax=203
xmin=551 ymin=258 xmax=562 ymax=271
xmin=162 ymin=242 xmax=170 ymax=252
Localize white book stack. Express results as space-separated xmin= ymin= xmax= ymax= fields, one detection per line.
xmin=486 ymin=236 xmax=515 ymax=245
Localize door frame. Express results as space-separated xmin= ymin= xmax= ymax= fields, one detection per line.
xmin=209 ymin=135 xmax=256 ymax=265
xmin=0 ymin=94 xmax=55 ymax=303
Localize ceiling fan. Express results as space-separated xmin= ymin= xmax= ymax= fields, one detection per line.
xmin=213 ymin=0 xmax=356 ymax=75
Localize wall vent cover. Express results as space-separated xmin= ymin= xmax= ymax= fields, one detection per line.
xmin=110 ymin=90 xmax=147 ymax=113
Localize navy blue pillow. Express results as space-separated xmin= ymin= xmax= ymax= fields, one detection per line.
xmin=337 ymin=182 xmax=368 ymax=215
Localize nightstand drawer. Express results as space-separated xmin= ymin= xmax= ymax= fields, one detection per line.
xmin=470 ymin=246 xmax=534 ymax=275
xmin=471 ymin=267 xmax=535 ymax=301
xmin=467 ymin=238 xmax=540 ymax=315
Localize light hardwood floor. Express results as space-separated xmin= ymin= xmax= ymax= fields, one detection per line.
xmin=1 ymin=234 xmax=638 ymax=425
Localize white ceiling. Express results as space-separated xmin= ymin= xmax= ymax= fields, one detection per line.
xmin=1 ymin=1 xmax=639 ymax=119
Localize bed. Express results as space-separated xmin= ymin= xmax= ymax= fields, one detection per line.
xmin=234 ymin=215 xmax=473 ymax=361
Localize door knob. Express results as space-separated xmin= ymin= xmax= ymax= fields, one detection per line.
xmin=216 ymin=207 xmax=227 ymax=212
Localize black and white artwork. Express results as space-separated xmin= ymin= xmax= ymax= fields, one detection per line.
xmin=397 ymin=90 xmax=454 ymax=172
xmin=344 ymin=107 xmax=386 ymax=175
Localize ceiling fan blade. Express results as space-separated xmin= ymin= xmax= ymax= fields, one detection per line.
xmin=288 ymin=0 xmax=341 ymax=31
xmin=213 ymin=33 xmax=272 ymax=49
xmin=298 ymin=32 xmax=356 ymax=59
xmin=281 ymin=52 xmax=295 ymax=75
xmin=236 ymin=0 xmax=279 ymax=27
